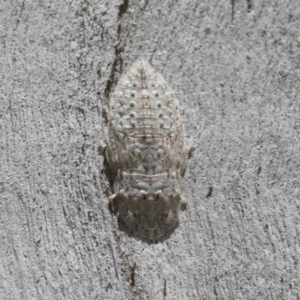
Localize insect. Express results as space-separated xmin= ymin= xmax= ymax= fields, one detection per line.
xmin=100 ymin=59 xmax=194 ymax=240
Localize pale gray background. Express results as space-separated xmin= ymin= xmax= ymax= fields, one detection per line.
xmin=1 ymin=0 xmax=299 ymax=299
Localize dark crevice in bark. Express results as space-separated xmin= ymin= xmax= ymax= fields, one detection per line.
xmin=247 ymin=0 xmax=253 ymax=13
xmin=104 ymin=0 xmax=129 ymax=100
xmin=14 ymin=0 xmax=25 ymax=31
xmin=231 ymin=0 xmax=235 ymax=23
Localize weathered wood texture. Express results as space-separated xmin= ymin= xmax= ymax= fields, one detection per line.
xmin=1 ymin=0 xmax=299 ymax=299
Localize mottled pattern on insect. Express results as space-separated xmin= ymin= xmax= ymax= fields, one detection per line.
xmin=101 ymin=59 xmax=194 ymax=240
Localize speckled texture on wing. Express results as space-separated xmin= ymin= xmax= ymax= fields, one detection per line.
xmin=105 ymin=60 xmax=189 ymax=240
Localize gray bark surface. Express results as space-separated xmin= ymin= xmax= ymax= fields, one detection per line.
xmin=1 ymin=0 xmax=299 ymax=299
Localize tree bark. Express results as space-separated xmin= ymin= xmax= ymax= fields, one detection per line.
xmin=1 ymin=0 xmax=299 ymax=299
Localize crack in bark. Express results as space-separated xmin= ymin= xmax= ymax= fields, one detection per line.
xmin=247 ymin=0 xmax=253 ymax=13
xmin=231 ymin=0 xmax=235 ymax=23
xmin=14 ymin=0 xmax=26 ymax=31
xmin=104 ymin=0 xmax=129 ymax=100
